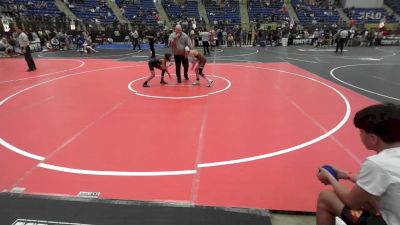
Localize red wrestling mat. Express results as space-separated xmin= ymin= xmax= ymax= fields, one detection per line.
xmin=0 ymin=58 xmax=378 ymax=211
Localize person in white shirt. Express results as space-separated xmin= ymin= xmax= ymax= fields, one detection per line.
xmin=130 ymin=30 xmax=141 ymax=50
xmin=335 ymin=29 xmax=348 ymax=53
xmin=50 ymin=36 xmax=60 ymax=49
xmin=316 ymin=103 xmax=400 ymax=225
xmin=199 ymin=29 xmax=210 ymax=55
xmin=16 ymin=26 xmax=36 ymax=71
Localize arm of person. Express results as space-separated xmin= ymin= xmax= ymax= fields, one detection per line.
xmin=331 ymin=177 xmax=373 ymax=208
xmin=318 ymin=161 xmax=383 ymax=215
xmin=168 ymin=33 xmax=176 ymax=47
xmin=191 ymin=59 xmax=198 ymax=71
xmin=331 ymin=176 xmax=380 ymax=215
xmin=162 ymin=60 xmax=172 ymax=78
xmin=330 ymin=165 xmax=358 ymax=183
xmin=318 ymin=168 xmax=371 ymax=208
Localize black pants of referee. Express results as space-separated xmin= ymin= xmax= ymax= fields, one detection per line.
xmin=24 ymin=46 xmax=36 ymax=71
xmin=174 ymin=54 xmax=189 ymax=83
xmin=336 ymin=39 xmax=345 ymax=53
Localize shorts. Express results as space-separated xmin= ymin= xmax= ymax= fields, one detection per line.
xmin=198 ymin=59 xmax=207 ymax=68
xmin=340 ymin=207 xmax=387 ymax=225
xmin=148 ymin=62 xmax=161 ymax=71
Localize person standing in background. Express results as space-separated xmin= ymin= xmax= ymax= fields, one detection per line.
xmin=146 ymin=26 xmax=156 ymax=58
xmin=16 ymin=26 xmax=36 ymax=72
xmin=199 ymin=28 xmax=210 ymax=55
xmin=130 ymin=30 xmax=141 ymax=50
xmin=335 ymin=29 xmax=348 ymax=53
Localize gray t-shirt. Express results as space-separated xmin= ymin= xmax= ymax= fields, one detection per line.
xmin=168 ymin=32 xmax=192 ymax=56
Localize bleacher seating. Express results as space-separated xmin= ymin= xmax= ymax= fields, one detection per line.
xmin=345 ymin=7 xmax=397 ymax=24
xmin=248 ymin=0 xmax=288 ymax=23
xmin=69 ymin=0 xmax=116 ymax=23
xmin=291 ymin=0 xmax=340 ymax=26
xmin=115 ymin=0 xmax=157 ymax=25
xmin=162 ymin=0 xmax=199 ymax=23
xmin=205 ymin=0 xmax=241 ymax=25
xmin=0 ymin=0 xmax=63 ymax=18
xmin=385 ymin=0 xmax=400 ymax=15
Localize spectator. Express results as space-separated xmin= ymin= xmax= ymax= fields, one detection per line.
xmin=130 ymin=30 xmax=141 ymax=50
xmin=50 ymin=36 xmax=60 ymax=49
xmin=316 ymin=103 xmax=400 ymax=225
xmin=0 ymin=36 xmax=14 ymax=57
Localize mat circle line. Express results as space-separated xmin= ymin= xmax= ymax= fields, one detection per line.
xmin=271 ymin=48 xmax=395 ymax=59
xmin=330 ymin=64 xmax=400 ymax=101
xmin=0 ymin=59 xmax=86 ymax=84
xmin=128 ymin=75 xmax=231 ymax=99
xmin=0 ymin=64 xmax=146 ymax=162
xmin=0 ymin=64 xmax=351 ymax=176
xmin=38 ymin=51 xmax=136 ymax=58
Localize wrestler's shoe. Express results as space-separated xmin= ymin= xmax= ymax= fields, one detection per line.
xmin=192 ymin=80 xmax=200 ymax=85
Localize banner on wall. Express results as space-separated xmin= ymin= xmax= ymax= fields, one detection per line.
xmin=357 ymin=11 xmax=383 ymax=20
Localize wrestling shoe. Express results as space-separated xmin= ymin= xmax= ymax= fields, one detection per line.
xmin=192 ymin=80 xmax=200 ymax=85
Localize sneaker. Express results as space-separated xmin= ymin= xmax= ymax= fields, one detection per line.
xmin=184 ymin=76 xmax=189 ymax=80
xmin=160 ymin=80 xmax=168 ymax=85
xmin=192 ymin=80 xmax=200 ymax=85
xmin=142 ymin=83 xmax=150 ymax=87
xmin=207 ymin=80 xmax=213 ymax=87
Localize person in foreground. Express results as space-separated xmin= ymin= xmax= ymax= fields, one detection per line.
xmin=316 ymin=103 xmax=400 ymax=225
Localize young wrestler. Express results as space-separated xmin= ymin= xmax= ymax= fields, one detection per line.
xmin=185 ymin=47 xmax=213 ymax=87
xmin=142 ymin=53 xmax=173 ymax=87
